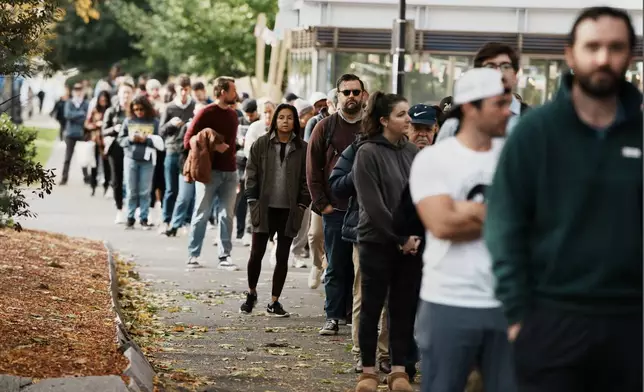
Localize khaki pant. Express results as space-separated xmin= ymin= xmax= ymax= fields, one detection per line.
xmin=351 ymin=244 xmax=389 ymax=361
xmin=291 ymin=207 xmax=311 ymax=257
xmin=308 ymin=211 xmax=326 ymax=269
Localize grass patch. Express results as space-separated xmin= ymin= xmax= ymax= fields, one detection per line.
xmin=29 ymin=127 xmax=58 ymax=166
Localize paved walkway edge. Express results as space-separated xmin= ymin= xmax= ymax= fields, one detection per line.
xmin=105 ymin=241 xmax=156 ymax=392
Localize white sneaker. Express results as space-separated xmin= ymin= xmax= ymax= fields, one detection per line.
xmin=308 ymin=266 xmax=323 ymax=289
xmin=114 ymin=209 xmax=126 ymax=224
xmin=269 ymin=244 xmax=277 ymax=267
xmin=104 ymin=187 xmax=113 ymax=199
xmin=212 ymin=232 xmax=219 ymax=246
xmin=207 ymin=221 xmax=216 ymax=230
xmin=242 ymin=233 xmax=252 ymax=247
xmin=292 ymin=257 xmax=308 ymax=269
xmin=218 ymin=256 xmax=239 ymax=271
xmin=187 ymin=256 xmax=203 ymax=269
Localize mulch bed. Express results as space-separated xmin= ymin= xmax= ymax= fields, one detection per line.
xmin=0 ymin=229 xmax=128 ymax=379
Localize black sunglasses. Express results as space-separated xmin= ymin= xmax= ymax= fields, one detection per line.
xmin=340 ymin=89 xmax=362 ymax=97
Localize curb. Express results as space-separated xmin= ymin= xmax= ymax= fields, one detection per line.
xmin=104 ymin=241 xmax=157 ymax=392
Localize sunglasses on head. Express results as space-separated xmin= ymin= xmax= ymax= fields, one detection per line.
xmin=340 ymin=89 xmax=362 ymax=97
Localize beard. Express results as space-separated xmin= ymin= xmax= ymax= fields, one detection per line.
xmin=342 ymin=99 xmax=362 ymax=115
xmin=224 ymin=97 xmax=237 ymax=105
xmin=575 ymin=65 xmax=627 ymax=98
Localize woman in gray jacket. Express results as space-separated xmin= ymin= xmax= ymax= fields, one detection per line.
xmin=352 ymin=92 xmax=420 ymax=392
xmin=240 ymin=103 xmax=311 ymax=318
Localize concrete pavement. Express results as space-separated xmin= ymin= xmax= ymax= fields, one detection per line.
xmin=22 ymin=140 xmax=417 ymax=391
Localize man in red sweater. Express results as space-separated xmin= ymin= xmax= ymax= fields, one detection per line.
xmin=183 ymin=77 xmax=240 ymax=270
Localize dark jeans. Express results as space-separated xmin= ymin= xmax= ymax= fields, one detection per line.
xmin=322 ymin=210 xmax=354 ymax=320
xmin=162 ymin=152 xmax=180 ymax=223
xmin=62 ymin=136 xmax=82 ymax=182
xmin=90 ymin=144 xmax=111 ymax=191
xmin=358 ymin=241 xmax=421 ymax=367
xmin=150 ymin=150 xmax=165 ymax=208
xmin=107 ymin=145 xmax=124 ymax=210
xmin=247 ymin=208 xmax=293 ymax=298
xmin=235 ymin=173 xmax=248 ymax=238
xmin=416 ymin=302 xmax=516 ymax=392
xmin=514 ymin=307 xmax=642 ymax=392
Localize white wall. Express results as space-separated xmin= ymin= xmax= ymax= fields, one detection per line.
xmin=291 ymin=0 xmax=643 ymax=35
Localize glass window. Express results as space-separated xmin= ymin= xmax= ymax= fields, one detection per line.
xmin=287 ymin=52 xmax=313 ymax=99
xmin=626 ymin=61 xmax=643 ymax=92
xmin=404 ymin=54 xmax=451 ymax=104
xmin=334 ymin=52 xmax=391 ymax=93
xmin=518 ymin=59 xmax=548 ymax=106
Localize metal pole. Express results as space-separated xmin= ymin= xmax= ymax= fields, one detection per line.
xmin=392 ymin=0 xmax=406 ymax=95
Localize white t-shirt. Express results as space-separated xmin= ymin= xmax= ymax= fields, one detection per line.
xmin=409 ymin=137 xmax=505 ymax=308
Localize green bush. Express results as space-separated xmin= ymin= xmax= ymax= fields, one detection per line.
xmin=0 ymin=114 xmax=55 ymax=230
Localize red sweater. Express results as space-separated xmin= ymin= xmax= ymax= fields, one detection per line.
xmin=184 ymin=103 xmax=238 ymax=172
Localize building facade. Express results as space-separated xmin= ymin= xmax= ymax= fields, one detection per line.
xmin=279 ymin=0 xmax=644 ymax=105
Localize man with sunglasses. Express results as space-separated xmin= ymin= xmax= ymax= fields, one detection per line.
xmin=435 ymin=42 xmax=529 ymax=144
xmin=307 ymin=74 xmax=366 ymax=336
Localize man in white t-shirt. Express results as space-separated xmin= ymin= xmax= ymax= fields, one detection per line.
xmin=409 ymin=67 xmax=517 ymax=392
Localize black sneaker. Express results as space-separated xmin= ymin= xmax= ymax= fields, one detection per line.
xmin=319 ymin=319 xmax=339 ymax=336
xmin=240 ymin=291 xmax=257 ymax=314
xmin=140 ymin=220 xmax=154 ymax=231
xmin=266 ymin=301 xmax=290 ymax=318
xmin=125 ymin=218 xmax=135 ymax=229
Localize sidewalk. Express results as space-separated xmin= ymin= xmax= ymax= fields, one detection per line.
xmin=22 ymin=143 xmax=411 ymax=391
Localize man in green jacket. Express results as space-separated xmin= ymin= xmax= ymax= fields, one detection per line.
xmin=485 ymin=6 xmax=642 ymax=392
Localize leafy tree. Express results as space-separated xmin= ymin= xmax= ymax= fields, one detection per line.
xmin=0 ymin=115 xmax=55 ymax=230
xmin=0 ymin=1 xmax=63 ymax=75
xmin=46 ymin=2 xmax=144 ymax=73
xmin=107 ymin=0 xmax=278 ymax=77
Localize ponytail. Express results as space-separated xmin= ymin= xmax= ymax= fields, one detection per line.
xmin=360 ymin=91 xmax=406 ymax=138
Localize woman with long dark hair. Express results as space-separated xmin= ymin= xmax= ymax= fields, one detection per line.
xmin=239 ymin=103 xmax=310 ymax=318
xmin=352 ymin=92 xmax=420 ymax=392
xmin=85 ymin=90 xmax=112 ymax=196
xmin=117 ymin=95 xmax=163 ymax=229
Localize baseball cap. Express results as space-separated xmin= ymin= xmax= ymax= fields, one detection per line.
xmin=242 ymin=99 xmax=258 ymax=113
xmin=445 ymin=68 xmax=505 ymax=120
xmin=409 ymin=104 xmax=438 ymax=126
xmin=309 ymin=92 xmax=327 ymax=105
xmin=453 ymin=68 xmax=504 ymax=106
xmin=293 ymin=98 xmax=314 ymax=116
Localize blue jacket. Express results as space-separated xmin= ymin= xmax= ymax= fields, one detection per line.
xmin=329 ymin=140 xmax=359 ymax=243
xmin=117 ymin=118 xmax=160 ymax=162
xmin=63 ymin=99 xmax=89 ymax=139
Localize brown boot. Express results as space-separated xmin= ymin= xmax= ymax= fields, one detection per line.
xmin=387 ymin=371 xmax=413 ymax=392
xmin=355 ymin=373 xmax=379 ymax=392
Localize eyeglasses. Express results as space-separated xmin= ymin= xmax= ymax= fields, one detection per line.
xmin=483 ymin=62 xmax=515 ymax=73
xmin=340 ymin=89 xmax=362 ymax=97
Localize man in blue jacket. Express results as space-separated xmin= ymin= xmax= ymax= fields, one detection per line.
xmin=60 ymin=83 xmax=89 ymax=185
xmin=486 ymin=7 xmax=642 ymax=392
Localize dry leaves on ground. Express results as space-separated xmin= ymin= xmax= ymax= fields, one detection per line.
xmin=0 ymin=229 xmax=128 ymax=379
xmin=116 ymin=258 xmax=213 ymax=391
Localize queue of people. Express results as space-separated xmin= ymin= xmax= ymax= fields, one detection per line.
xmin=55 ymin=6 xmax=642 ymax=392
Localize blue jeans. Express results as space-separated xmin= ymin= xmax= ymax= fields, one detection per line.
xmin=322 ymin=210 xmax=355 ymax=320
xmin=124 ymin=158 xmax=155 ymax=221
xmin=162 ymin=152 xmax=180 ymax=224
xmin=234 ymin=166 xmax=247 ymax=238
xmin=188 ymin=170 xmax=238 ymax=259
xmin=415 ymin=301 xmax=517 ymax=392
xmin=170 ymin=175 xmax=195 ymax=229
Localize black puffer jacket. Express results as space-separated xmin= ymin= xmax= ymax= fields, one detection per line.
xmin=329 ymin=139 xmax=360 ymax=243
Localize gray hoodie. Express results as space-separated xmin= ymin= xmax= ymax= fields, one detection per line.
xmin=353 ymin=134 xmax=418 ymax=246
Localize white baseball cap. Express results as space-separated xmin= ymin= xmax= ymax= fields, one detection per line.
xmin=453 ymin=68 xmax=505 ymax=106
xmin=308 ymin=92 xmax=327 ymax=105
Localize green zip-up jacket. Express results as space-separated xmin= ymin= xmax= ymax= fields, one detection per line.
xmin=485 ymin=74 xmax=643 ymax=325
